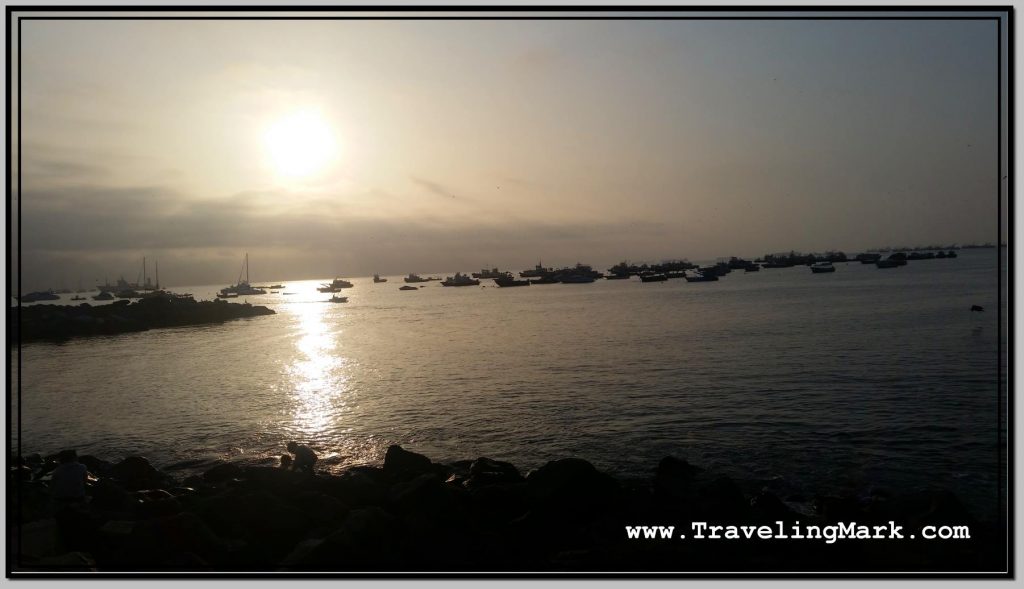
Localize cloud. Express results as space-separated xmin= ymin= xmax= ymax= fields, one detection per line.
xmin=410 ymin=175 xmax=463 ymax=201
xmin=14 ymin=177 xmax=678 ymax=290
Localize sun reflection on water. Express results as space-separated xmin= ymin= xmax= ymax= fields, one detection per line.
xmin=285 ymin=296 xmax=349 ymax=440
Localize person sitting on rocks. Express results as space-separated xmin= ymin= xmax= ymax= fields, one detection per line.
xmin=51 ymin=449 xmax=87 ymax=506
xmin=286 ymin=442 xmax=317 ymax=475
xmin=279 ymin=454 xmax=293 ymax=469
xmin=50 ymin=449 xmax=93 ymax=551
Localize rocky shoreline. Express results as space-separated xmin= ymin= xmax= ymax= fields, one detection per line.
xmin=9 ymin=446 xmax=1004 ymax=573
xmin=13 ymin=296 xmax=276 ymax=342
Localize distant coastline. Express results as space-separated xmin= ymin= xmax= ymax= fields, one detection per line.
xmin=14 ymin=296 xmax=275 ymax=343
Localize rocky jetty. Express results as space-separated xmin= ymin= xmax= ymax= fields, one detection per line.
xmin=13 ymin=296 xmax=276 ymax=342
xmin=9 ymin=447 xmax=1004 ymax=573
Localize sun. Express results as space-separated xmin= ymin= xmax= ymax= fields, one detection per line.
xmin=263 ymin=110 xmax=339 ymax=181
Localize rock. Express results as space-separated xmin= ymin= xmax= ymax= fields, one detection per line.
xmin=749 ymin=489 xmax=797 ymax=521
xmin=279 ymin=538 xmax=325 ymax=569
xmin=126 ymin=512 xmax=239 ymax=569
xmin=815 ymin=495 xmax=863 ymax=523
xmin=383 ymin=445 xmax=433 ymax=482
xmin=87 ymin=478 xmax=134 ymax=514
xmin=133 ymin=489 xmax=182 ymax=519
xmin=653 ymin=456 xmax=702 ymax=501
xmin=194 ymin=489 xmax=312 ymax=560
xmin=288 ymin=507 xmax=404 ymax=570
xmin=78 ymin=455 xmax=113 ymax=477
xmin=290 ymin=491 xmax=350 ymax=528
xmin=18 ymin=518 xmax=60 ymax=559
xmin=31 ymin=551 xmax=97 ymax=571
xmin=470 ymin=481 xmax=529 ymax=526
xmin=525 ymin=458 xmax=622 ymax=522
xmin=109 ymin=456 xmax=165 ymax=490
xmin=466 ymin=457 xmax=524 ymax=488
xmin=318 ymin=468 xmax=389 ymax=507
xmin=694 ymin=476 xmax=748 ymax=522
xmin=202 ymin=461 xmax=244 ymax=484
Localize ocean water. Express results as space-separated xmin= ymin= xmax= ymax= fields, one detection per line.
xmin=12 ymin=250 xmax=1007 ymax=517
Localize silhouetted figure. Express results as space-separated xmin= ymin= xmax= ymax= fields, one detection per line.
xmin=279 ymin=454 xmax=293 ymax=469
xmin=51 ymin=449 xmax=87 ymax=505
xmin=286 ymin=442 xmax=317 ymax=475
xmin=51 ymin=449 xmax=93 ymax=551
xmin=971 ymin=305 xmax=985 ymax=312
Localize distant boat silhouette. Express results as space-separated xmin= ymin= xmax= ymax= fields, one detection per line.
xmin=971 ymin=305 xmax=984 ymax=312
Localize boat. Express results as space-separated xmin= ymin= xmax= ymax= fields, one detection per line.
xmin=557 ymin=274 xmax=598 ymax=284
xmin=404 ymin=273 xmax=430 ymax=283
xmin=744 ymin=264 xmax=760 ymax=272
xmin=216 ymin=292 xmax=240 ymax=298
xmin=373 ymin=274 xmax=388 ymax=283
xmin=529 ymin=275 xmax=560 ymax=285
xmin=494 ymin=274 xmax=530 ymax=287
xmin=317 ymin=277 xmax=354 ymax=292
xmin=810 ymin=262 xmax=836 ymax=273
xmin=875 ymin=259 xmax=901 ymax=269
xmin=472 ymin=268 xmax=505 ymax=279
xmin=886 ymin=253 xmax=908 ymax=266
xmin=556 ymin=263 xmax=603 ymax=281
xmin=441 ymin=273 xmax=480 ymax=287
xmin=19 ymin=291 xmax=60 ymax=302
xmin=639 ymin=273 xmax=668 ymax=282
xmin=947 ymin=250 xmax=958 ymax=258
xmin=684 ymin=272 xmax=718 ymax=282
xmin=606 ymin=261 xmax=632 ymax=277
xmin=115 ymin=290 xmax=142 ymax=299
xmin=220 ymin=254 xmax=267 ymax=296
xmin=399 ymin=285 xmax=419 ymax=291
xmin=519 ymin=262 xmax=554 ymax=278
xmin=329 ymin=295 xmax=348 ymax=303
xmin=856 ymin=253 xmax=882 ymax=264
xmin=70 ymin=295 xmax=86 ymax=301
xmin=92 ymin=291 xmax=114 ymax=301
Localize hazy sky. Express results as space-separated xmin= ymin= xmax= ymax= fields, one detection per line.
xmin=14 ymin=13 xmax=1006 ymax=289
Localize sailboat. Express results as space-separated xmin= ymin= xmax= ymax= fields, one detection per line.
xmin=219 ymin=253 xmax=266 ymax=297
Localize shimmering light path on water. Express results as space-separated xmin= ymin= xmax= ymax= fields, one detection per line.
xmin=13 ymin=250 xmax=1006 ymax=516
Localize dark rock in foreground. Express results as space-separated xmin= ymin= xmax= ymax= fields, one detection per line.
xmin=14 ymin=296 xmax=276 ymax=342
xmin=8 ymin=445 xmax=1006 ymax=574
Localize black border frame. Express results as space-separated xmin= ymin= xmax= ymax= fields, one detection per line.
xmin=5 ymin=4 xmax=1013 ymax=579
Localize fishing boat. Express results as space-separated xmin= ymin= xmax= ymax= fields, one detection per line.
xmin=639 ymin=273 xmax=668 ymax=282
xmin=404 ymin=273 xmax=430 ymax=283
xmin=493 ymin=274 xmax=530 ymax=287
xmin=317 ymin=277 xmax=354 ymax=292
xmin=92 ymin=291 xmax=114 ymax=301
xmin=684 ymin=272 xmax=718 ymax=282
xmin=472 ymin=268 xmax=505 ymax=279
xmin=441 ymin=273 xmax=480 ymax=287
xmin=219 ymin=254 xmax=267 ymax=296
xmin=19 ymin=291 xmax=60 ymax=302
xmin=329 ymin=295 xmax=348 ymax=303
xmin=519 ymin=262 xmax=554 ymax=278
xmin=399 ymin=285 xmax=419 ymax=291
xmin=810 ymin=262 xmax=836 ymax=273
xmin=373 ymin=274 xmax=388 ymax=283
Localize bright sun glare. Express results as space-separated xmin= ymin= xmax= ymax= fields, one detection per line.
xmin=263 ymin=110 xmax=339 ymax=180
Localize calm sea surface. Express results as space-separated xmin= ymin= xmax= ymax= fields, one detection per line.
xmin=13 ymin=250 xmax=1007 ymax=517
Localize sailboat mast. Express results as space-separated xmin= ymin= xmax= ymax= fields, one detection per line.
xmin=155 ymin=260 xmax=160 ymax=289
xmin=143 ymin=257 xmax=147 ymax=288
xmin=246 ymin=253 xmax=249 ymax=284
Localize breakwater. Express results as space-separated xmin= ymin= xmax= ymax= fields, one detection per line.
xmin=13 ymin=296 xmax=276 ymax=342
xmin=10 ymin=446 xmax=1003 ymax=573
